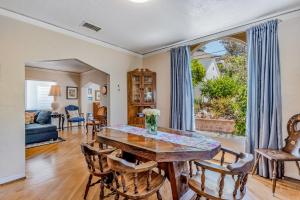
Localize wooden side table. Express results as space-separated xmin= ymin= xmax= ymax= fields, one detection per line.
xmin=51 ymin=113 xmax=65 ymax=130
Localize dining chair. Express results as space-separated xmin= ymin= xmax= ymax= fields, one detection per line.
xmin=93 ymin=102 xmax=107 ymax=127
xmin=188 ymin=148 xmax=254 ymax=200
xmin=65 ymin=105 xmax=85 ymax=128
xmin=80 ymin=141 xmax=116 ymax=199
xmin=107 ymin=149 xmax=166 ymax=200
xmin=251 ymin=113 xmax=300 ymax=195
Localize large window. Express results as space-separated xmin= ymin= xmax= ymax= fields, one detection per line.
xmin=25 ymin=80 xmax=56 ymax=110
xmin=191 ymin=36 xmax=247 ymax=136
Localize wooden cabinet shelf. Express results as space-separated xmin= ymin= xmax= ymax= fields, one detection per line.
xmin=127 ymin=68 xmax=156 ymax=127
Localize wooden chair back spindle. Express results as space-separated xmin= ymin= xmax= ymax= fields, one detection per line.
xmin=80 ymin=143 xmax=115 ymax=175
xmin=80 ymin=142 xmax=115 ymax=199
xmin=107 ymin=150 xmax=166 ymax=199
xmin=189 ymin=148 xmax=254 ymax=200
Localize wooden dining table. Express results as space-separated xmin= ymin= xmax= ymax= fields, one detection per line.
xmin=96 ymin=125 xmax=221 ymax=200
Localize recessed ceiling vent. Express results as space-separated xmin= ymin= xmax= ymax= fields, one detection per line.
xmin=81 ymin=21 xmax=101 ymax=32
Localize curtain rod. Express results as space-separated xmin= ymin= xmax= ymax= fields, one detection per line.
xmin=144 ymin=7 xmax=300 ymax=56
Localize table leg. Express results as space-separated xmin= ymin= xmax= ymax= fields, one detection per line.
xmin=251 ymin=153 xmax=261 ymax=175
xmin=163 ymin=161 xmax=189 ymax=200
xmin=295 ymin=161 xmax=300 ymax=175
xmin=62 ymin=116 xmax=65 ymax=130
xmin=58 ymin=116 xmax=61 ymax=130
xmin=272 ymin=160 xmax=277 ymax=195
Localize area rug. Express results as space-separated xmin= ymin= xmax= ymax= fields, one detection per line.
xmin=26 ymin=137 xmax=65 ymax=149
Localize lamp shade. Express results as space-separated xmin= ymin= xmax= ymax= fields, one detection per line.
xmin=49 ymin=85 xmax=61 ymax=96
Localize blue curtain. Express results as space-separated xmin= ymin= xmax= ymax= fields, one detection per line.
xmin=246 ymin=20 xmax=283 ymax=178
xmin=170 ymin=46 xmax=195 ymax=131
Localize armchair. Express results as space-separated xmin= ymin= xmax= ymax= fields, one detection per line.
xmin=189 ymin=148 xmax=254 ymax=200
xmin=65 ymin=105 xmax=85 ymax=128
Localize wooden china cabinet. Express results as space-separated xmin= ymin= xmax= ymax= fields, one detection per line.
xmin=127 ymin=68 xmax=156 ymax=127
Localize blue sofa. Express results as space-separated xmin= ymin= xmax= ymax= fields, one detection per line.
xmin=25 ymin=110 xmax=58 ymax=144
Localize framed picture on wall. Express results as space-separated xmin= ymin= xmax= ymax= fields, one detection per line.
xmin=66 ymin=86 xmax=78 ymax=99
xmin=87 ymin=88 xmax=93 ymax=100
xmin=95 ymin=90 xmax=101 ymax=101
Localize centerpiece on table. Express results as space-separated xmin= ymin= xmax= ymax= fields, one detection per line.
xmin=142 ymin=108 xmax=160 ymax=134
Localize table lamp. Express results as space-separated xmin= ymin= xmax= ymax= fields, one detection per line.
xmin=49 ymin=85 xmax=61 ymax=113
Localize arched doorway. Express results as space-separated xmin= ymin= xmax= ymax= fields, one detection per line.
xmin=190 ymin=33 xmax=247 ymax=150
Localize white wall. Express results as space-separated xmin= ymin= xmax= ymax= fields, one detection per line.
xmin=80 ymin=69 xmax=110 ymax=123
xmin=0 ymin=15 xmax=142 ymax=184
xmin=279 ymin=16 xmax=300 ymax=180
xmin=81 ymin=82 xmax=100 ymax=118
xmin=143 ymin=52 xmax=171 ymax=127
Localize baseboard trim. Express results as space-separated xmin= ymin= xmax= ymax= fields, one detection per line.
xmin=0 ymin=173 xmax=26 ymax=185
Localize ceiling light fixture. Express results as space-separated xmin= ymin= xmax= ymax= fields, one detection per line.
xmin=129 ymin=0 xmax=150 ymax=3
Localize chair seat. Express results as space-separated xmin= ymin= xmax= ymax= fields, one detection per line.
xmin=114 ymin=170 xmax=165 ymax=198
xmin=255 ymin=149 xmax=300 ymax=161
xmin=188 ymin=167 xmax=245 ymax=200
xmin=86 ymin=120 xmax=101 ymax=126
xmin=68 ymin=117 xmax=85 ymax=122
xmin=25 ymin=123 xmax=57 ymax=135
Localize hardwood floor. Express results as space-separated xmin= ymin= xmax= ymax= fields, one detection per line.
xmin=0 ymin=127 xmax=299 ymax=200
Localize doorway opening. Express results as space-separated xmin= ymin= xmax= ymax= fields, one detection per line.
xmin=191 ymin=32 xmax=247 ymax=152
xmin=24 ymin=58 xmax=110 ymax=147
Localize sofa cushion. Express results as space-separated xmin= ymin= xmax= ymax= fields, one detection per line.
xmin=36 ymin=111 xmax=51 ymax=124
xmin=25 ymin=123 xmax=57 ymax=135
xmin=25 ymin=112 xmax=35 ymax=124
xmin=68 ymin=110 xmax=79 ymax=118
xmin=34 ymin=111 xmax=40 ymax=122
xmin=68 ymin=117 xmax=85 ymax=122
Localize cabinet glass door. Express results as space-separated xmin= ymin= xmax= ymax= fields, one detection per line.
xmin=143 ymin=75 xmax=154 ymax=104
xmin=131 ymin=75 xmax=142 ymax=104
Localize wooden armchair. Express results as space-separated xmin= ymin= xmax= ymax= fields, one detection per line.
xmin=252 ymin=113 xmax=300 ymax=194
xmin=107 ymin=150 xmax=166 ymax=200
xmin=189 ymin=148 xmax=254 ymax=200
xmin=93 ymin=102 xmax=107 ymax=126
xmin=80 ymin=142 xmax=116 ymax=199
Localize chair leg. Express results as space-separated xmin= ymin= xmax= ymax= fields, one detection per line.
xmin=295 ymin=161 xmax=300 ymax=175
xmin=272 ymin=160 xmax=277 ymax=195
xmin=86 ymin=124 xmax=89 ymax=135
xmin=251 ymin=153 xmax=261 ymax=175
xmin=100 ymin=181 xmax=105 ymax=200
xmin=84 ymin=174 xmax=93 ymax=199
xmin=189 ymin=160 xmax=193 ymax=177
xmin=156 ymin=190 xmax=162 ymax=200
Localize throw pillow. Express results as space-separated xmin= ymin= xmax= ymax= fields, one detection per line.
xmin=25 ymin=112 xmax=35 ymax=124
xmin=36 ymin=110 xmax=51 ymax=124
xmin=34 ymin=111 xmax=40 ymax=123
xmin=68 ymin=110 xmax=79 ymax=119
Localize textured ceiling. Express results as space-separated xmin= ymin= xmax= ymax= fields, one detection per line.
xmin=0 ymin=0 xmax=300 ymax=54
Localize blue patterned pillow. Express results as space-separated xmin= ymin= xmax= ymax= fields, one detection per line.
xmin=36 ymin=111 xmax=51 ymax=124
